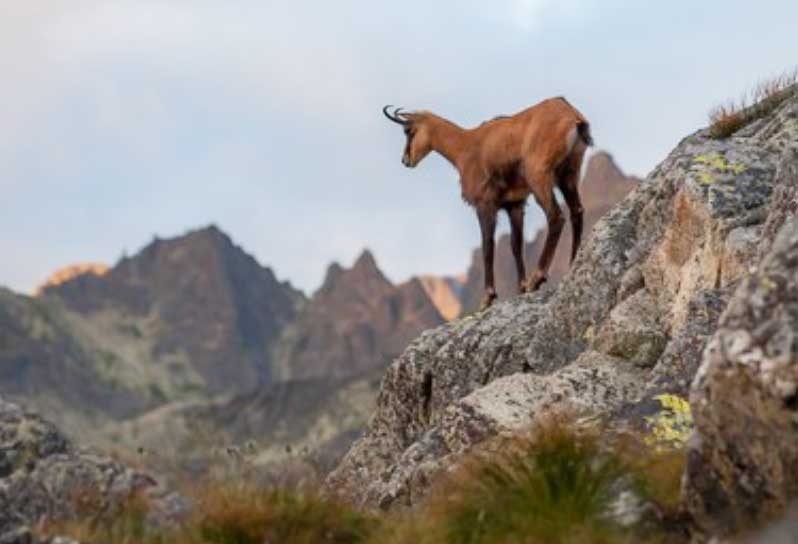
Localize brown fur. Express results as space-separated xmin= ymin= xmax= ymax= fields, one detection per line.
xmin=387 ymin=97 xmax=592 ymax=310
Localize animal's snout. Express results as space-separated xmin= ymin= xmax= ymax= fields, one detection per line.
xmin=402 ymin=155 xmax=410 ymax=167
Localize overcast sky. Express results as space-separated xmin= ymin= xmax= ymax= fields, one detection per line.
xmin=2 ymin=1 xmax=797 ymax=295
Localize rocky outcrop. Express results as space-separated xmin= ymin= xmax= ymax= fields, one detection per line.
xmin=685 ymin=209 xmax=798 ymax=532
xmin=328 ymin=92 xmax=798 ymax=512
xmin=275 ymin=251 xmax=444 ymax=380
xmin=0 ymin=397 xmax=183 ymax=543
xmin=458 ymin=152 xmax=639 ymax=313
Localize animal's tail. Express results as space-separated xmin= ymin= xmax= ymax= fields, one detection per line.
xmin=577 ymin=120 xmax=593 ymax=147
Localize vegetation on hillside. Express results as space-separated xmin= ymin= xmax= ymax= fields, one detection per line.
xmin=709 ymin=69 xmax=798 ymax=139
xmin=40 ymin=419 xmax=689 ymax=544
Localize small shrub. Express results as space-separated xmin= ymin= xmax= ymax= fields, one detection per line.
xmin=192 ymin=483 xmax=379 ymax=544
xmin=385 ymin=420 xmax=678 ymax=544
xmin=37 ymin=490 xmax=154 ymax=544
xmin=443 ymin=429 xmax=627 ymax=543
xmin=709 ymin=69 xmax=798 ymax=139
xmin=377 ymin=418 xmax=690 ymax=544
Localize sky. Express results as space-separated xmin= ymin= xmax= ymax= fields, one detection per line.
xmin=2 ymin=1 xmax=798 ymax=295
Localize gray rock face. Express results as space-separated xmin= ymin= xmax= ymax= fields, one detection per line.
xmin=328 ymin=93 xmax=798 ymax=511
xmin=685 ymin=215 xmax=798 ymax=537
xmin=0 ymin=397 xmax=182 ymax=542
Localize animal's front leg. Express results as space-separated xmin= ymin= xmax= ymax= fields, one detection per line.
xmin=477 ymin=206 xmax=498 ymax=310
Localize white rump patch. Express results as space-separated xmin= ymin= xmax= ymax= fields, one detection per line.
xmin=565 ymin=125 xmax=579 ymax=156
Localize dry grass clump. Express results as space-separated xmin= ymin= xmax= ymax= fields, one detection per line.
xmin=709 ymin=69 xmax=798 ymax=139
xmin=39 ymin=419 xmax=688 ymax=544
xmin=191 ymin=483 xmax=379 ymax=544
xmin=40 ymin=483 xmax=380 ymax=544
xmin=379 ymin=418 xmax=688 ymax=544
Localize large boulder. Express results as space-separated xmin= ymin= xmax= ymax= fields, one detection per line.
xmin=685 ymin=214 xmax=798 ymax=536
xmin=327 ymin=92 xmax=798 ymax=510
xmin=0 ymin=397 xmax=183 ymax=542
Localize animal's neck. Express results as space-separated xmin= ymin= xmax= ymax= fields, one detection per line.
xmin=427 ymin=115 xmax=470 ymax=169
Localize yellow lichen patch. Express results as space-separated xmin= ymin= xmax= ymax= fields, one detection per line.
xmin=758 ymin=275 xmax=778 ymax=295
xmin=644 ymin=394 xmax=694 ymax=450
xmin=693 ymin=154 xmax=748 ymax=175
xmin=698 ymin=172 xmax=715 ymax=185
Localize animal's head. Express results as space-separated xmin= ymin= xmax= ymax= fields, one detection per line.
xmin=383 ymin=105 xmax=433 ymax=168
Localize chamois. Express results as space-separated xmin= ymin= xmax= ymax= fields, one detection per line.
xmin=383 ymin=97 xmax=592 ymax=310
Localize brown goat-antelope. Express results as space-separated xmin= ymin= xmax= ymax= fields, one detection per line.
xmin=383 ymin=97 xmax=592 ymax=310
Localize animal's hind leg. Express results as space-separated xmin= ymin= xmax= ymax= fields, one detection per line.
xmin=526 ymin=168 xmax=563 ymax=291
xmin=506 ymin=201 xmax=527 ymax=294
xmin=560 ymin=175 xmax=583 ymax=264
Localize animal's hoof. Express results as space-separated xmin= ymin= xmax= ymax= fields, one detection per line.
xmin=527 ymin=269 xmax=547 ymax=292
xmin=478 ymin=291 xmax=497 ymax=311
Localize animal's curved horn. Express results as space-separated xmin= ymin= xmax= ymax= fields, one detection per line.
xmin=383 ymin=105 xmax=408 ymax=125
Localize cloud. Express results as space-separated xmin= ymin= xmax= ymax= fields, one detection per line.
xmin=3 ymin=1 xmax=798 ymax=296
xmin=502 ymin=0 xmax=595 ymax=30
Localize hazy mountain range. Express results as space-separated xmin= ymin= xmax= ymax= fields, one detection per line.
xmin=0 ymin=151 xmax=637 ymax=466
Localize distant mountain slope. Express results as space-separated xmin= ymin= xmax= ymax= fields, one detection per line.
xmin=417 ymin=275 xmax=465 ymax=321
xmin=105 ymin=369 xmax=383 ymax=472
xmin=275 ymin=250 xmax=444 ymax=380
xmin=40 ymin=225 xmax=304 ymax=395
xmin=4 ymin=228 xmax=445 ymax=464
xmin=459 ymin=151 xmax=639 ymax=312
xmin=0 ymin=288 xmax=147 ymax=435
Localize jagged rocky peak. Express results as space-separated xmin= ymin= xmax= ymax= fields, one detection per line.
xmin=352 ymin=248 xmax=379 ymax=273
xmin=416 ymin=275 xmax=465 ymax=321
xmin=317 ymin=249 xmax=391 ymax=300
xmin=275 ymin=249 xmax=443 ymax=381
xmin=327 ymin=89 xmax=798 ymax=528
xmin=38 ymin=225 xmax=303 ymax=395
xmin=584 ymin=150 xmax=626 ymax=182
xmin=580 ymin=151 xmax=639 ymax=206
xmin=319 ymin=261 xmax=345 ymax=290
xmin=34 ymin=262 xmax=109 ymax=296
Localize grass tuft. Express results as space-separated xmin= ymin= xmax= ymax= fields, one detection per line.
xmin=442 ymin=427 xmax=627 ymax=543
xmin=40 ymin=482 xmax=380 ymax=544
xmin=381 ymin=417 xmax=687 ymax=544
xmin=708 ymin=69 xmax=798 ymax=139
xmin=39 ymin=419 xmax=689 ymax=544
xmin=193 ymin=483 xmax=379 ymax=544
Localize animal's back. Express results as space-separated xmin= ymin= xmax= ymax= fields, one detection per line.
xmin=475 ymin=97 xmax=588 ymax=171
xmin=517 ymin=97 xmax=590 ymax=163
